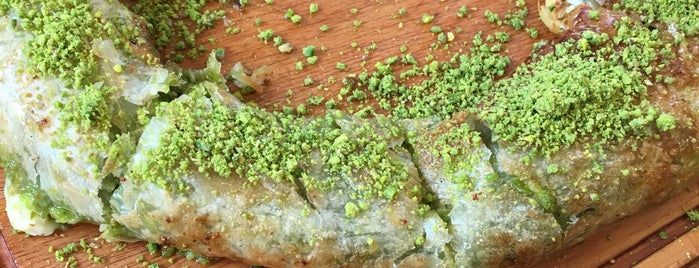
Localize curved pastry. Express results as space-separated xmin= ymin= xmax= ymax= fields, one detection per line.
xmin=1 ymin=0 xmax=699 ymax=267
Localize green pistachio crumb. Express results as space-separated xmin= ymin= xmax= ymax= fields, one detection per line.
xmin=436 ymin=32 xmax=447 ymax=43
xmin=303 ymin=77 xmax=315 ymax=86
xmin=353 ymin=20 xmax=362 ymax=27
xmin=446 ymin=32 xmax=455 ymax=42
xmin=319 ymin=24 xmax=330 ymax=32
xmin=214 ymin=48 xmax=225 ymax=60
xmin=345 ymin=202 xmax=360 ymax=218
xmin=307 ymin=56 xmax=319 ymax=65
xmin=656 ymin=113 xmax=676 ymax=131
xmin=309 ymin=3 xmax=319 ymax=14
xmin=285 ymin=8 xmax=295 ymax=19
xmin=484 ymin=10 xmax=499 ymax=23
xmin=55 ymin=243 xmax=78 ymax=263
xmin=687 ymin=210 xmax=699 ymax=221
xmin=278 ymin=43 xmax=294 ymax=53
xmin=290 ymin=14 xmax=302 ymax=24
xmin=273 ymin=36 xmax=284 ymax=46
xmin=336 ymin=62 xmax=348 ymax=71
xmin=146 ymin=242 xmax=159 ymax=255
xmin=113 ymin=64 xmax=124 ymax=73
xmin=526 ymin=28 xmax=539 ymax=38
xmin=226 ymin=27 xmax=240 ymax=34
xmin=457 ymin=6 xmax=469 ymax=18
xmin=421 ymin=13 xmax=435 ymax=24
xmin=325 ymin=99 xmax=337 ymax=109
xmin=185 ymin=251 xmax=196 ymax=260
xmin=620 ymin=169 xmax=630 ymax=176
xmin=113 ymin=243 xmax=127 ymax=251
xmin=296 ymin=103 xmax=308 ymax=115
xmin=495 ymin=32 xmax=510 ymax=43
xmin=307 ymin=96 xmax=324 ymax=105
xmin=303 ymin=45 xmax=316 ymax=57
xmin=383 ymin=186 xmax=398 ymax=199
xmin=257 ymin=29 xmax=275 ymax=43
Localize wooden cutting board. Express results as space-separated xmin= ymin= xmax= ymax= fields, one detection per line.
xmin=2 ymin=1 xmax=699 ymax=267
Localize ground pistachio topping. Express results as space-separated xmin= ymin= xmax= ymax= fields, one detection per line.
xmin=58 ymin=83 xmax=116 ymax=135
xmin=344 ymin=32 xmax=510 ymax=120
xmin=128 ymin=0 xmax=227 ymax=60
xmin=6 ymin=0 xmax=141 ymax=89
xmin=431 ymin=120 xmax=487 ymax=191
xmin=54 ymin=242 xmax=78 ymax=267
xmin=620 ymin=0 xmax=699 ymax=37
xmin=135 ymin=85 xmax=410 ymax=203
xmin=481 ymin=18 xmax=676 ymax=156
xmin=688 ymin=209 xmax=699 ymax=222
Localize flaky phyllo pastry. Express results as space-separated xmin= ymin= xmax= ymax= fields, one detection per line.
xmin=1 ymin=0 xmax=699 ymax=267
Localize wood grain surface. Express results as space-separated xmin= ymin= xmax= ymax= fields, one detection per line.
xmin=1 ymin=0 xmax=699 ymax=267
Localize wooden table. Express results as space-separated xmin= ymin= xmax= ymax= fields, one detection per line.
xmin=2 ymin=1 xmax=699 ymax=267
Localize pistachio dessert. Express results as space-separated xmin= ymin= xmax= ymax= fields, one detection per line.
xmin=1 ymin=0 xmax=699 ymax=267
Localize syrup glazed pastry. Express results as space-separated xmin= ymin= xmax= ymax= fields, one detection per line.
xmin=1 ymin=0 xmax=699 ymax=267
